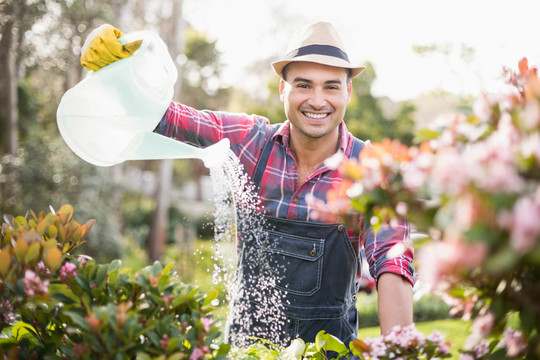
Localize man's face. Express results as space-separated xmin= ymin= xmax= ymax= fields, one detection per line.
xmin=280 ymin=61 xmax=352 ymax=142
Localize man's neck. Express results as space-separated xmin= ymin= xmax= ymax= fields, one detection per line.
xmin=289 ymin=128 xmax=340 ymax=185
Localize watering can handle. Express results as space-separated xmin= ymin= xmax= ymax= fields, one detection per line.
xmin=116 ymin=31 xmax=178 ymax=87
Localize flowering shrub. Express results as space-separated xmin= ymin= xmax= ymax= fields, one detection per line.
xmin=229 ymin=325 xmax=451 ymax=359
xmin=0 ymin=205 xmax=228 ymax=359
xmin=309 ymin=58 xmax=540 ymax=358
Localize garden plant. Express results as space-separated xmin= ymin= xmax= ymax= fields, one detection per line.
xmin=0 ymin=205 xmax=229 ymax=359
xmin=308 ymin=58 xmax=539 ymax=359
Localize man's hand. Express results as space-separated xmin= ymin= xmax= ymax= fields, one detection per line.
xmin=80 ymin=24 xmax=142 ymax=71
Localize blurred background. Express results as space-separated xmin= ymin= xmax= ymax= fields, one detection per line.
xmin=0 ymin=1 xmax=538 ymax=335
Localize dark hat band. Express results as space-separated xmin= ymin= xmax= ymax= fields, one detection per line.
xmin=285 ymin=44 xmax=350 ymax=63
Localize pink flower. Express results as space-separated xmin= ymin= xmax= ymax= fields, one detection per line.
xmin=426 ymin=330 xmax=450 ymax=353
xmin=463 ymin=334 xmax=489 ymax=358
xmin=523 ymin=99 xmax=540 ymax=130
xmin=59 ymin=262 xmax=77 ymax=282
xmin=501 ymin=328 xmax=526 ymax=357
xmin=189 ymin=347 xmax=205 ymax=360
xmin=471 ymin=312 xmax=495 ymax=337
xmin=362 ymin=324 xmax=450 ymax=358
xmin=363 ymin=336 xmax=388 ymax=357
xmin=77 ymin=255 xmax=90 ymax=268
xmin=23 ymin=269 xmax=49 ymax=296
xmin=440 ymin=293 xmax=478 ymax=321
xmin=509 ymin=196 xmax=540 ymax=253
xmin=200 ymin=317 xmax=212 ymax=332
xmin=418 ymin=234 xmax=487 ymax=293
xmin=1 ymin=299 xmax=16 ymax=325
xmin=36 ymin=260 xmax=51 ymax=276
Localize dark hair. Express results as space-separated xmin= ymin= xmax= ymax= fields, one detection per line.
xmin=282 ymin=63 xmax=352 ymax=81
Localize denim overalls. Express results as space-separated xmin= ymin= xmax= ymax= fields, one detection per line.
xmin=226 ymin=126 xmax=365 ymax=347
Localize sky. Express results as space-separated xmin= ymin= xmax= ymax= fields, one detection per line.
xmin=182 ymin=0 xmax=540 ymax=101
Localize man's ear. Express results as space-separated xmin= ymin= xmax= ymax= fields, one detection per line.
xmin=279 ymin=79 xmax=286 ymax=102
xmin=347 ymin=80 xmax=352 ymax=104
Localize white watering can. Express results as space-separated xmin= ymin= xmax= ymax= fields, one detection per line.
xmin=56 ymin=30 xmax=229 ymax=168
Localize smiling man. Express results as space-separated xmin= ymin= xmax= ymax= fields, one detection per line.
xmin=81 ymin=21 xmax=415 ymax=347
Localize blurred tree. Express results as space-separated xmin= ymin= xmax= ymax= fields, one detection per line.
xmin=0 ymin=0 xmax=132 ymax=262
xmin=181 ymin=27 xmax=230 ymax=110
xmin=235 ymin=61 xmax=286 ymax=124
xmin=345 ymin=62 xmax=416 ymax=145
xmin=0 ymin=0 xmax=47 ymax=155
xmin=172 ymin=25 xmax=231 ymax=202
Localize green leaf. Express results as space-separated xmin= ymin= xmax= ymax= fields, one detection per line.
xmin=157 ymin=274 xmax=170 ymax=292
xmin=95 ymin=264 xmax=108 ymax=286
xmin=51 ymin=292 xmax=77 ymax=305
xmin=282 ymin=338 xmax=306 ymax=359
xmin=64 ymin=311 xmax=90 ymax=331
xmin=414 ymin=128 xmax=441 ymax=142
xmin=169 ymin=353 xmax=185 ymax=360
xmin=12 ymin=321 xmax=36 ymax=340
xmin=74 ymin=273 xmax=92 ymax=295
xmin=108 ymin=259 xmax=122 ymax=272
xmin=136 ymin=353 xmax=152 ymax=360
xmin=464 ymin=224 xmax=499 ymax=245
xmin=315 ymin=330 xmax=348 ymax=355
xmin=172 ymin=287 xmax=200 ymax=307
xmin=25 ymin=242 xmax=41 ymax=263
xmin=162 ymin=262 xmax=174 ymax=276
xmin=202 ymin=289 xmax=219 ymax=307
xmin=146 ymin=330 xmax=160 ymax=346
xmin=484 ymin=247 xmax=518 ymax=274
xmin=14 ymin=216 xmax=28 ymax=229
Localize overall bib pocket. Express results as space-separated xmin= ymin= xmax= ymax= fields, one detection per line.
xmin=259 ymin=230 xmax=325 ymax=296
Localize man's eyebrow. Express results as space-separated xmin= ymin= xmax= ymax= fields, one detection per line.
xmin=292 ymin=77 xmax=344 ymax=85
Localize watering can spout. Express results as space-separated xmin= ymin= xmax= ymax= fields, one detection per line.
xmin=200 ymin=138 xmax=231 ymax=168
xmin=116 ymin=132 xmax=230 ymax=168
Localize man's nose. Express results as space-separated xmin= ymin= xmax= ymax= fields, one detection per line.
xmin=307 ymin=88 xmax=326 ymax=109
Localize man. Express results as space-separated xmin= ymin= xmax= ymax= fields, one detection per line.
xmin=81 ymin=21 xmax=415 ymax=347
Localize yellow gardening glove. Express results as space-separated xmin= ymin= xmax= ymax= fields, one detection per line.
xmin=80 ymin=24 xmax=143 ymax=71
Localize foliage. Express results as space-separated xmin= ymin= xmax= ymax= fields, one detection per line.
xmin=181 ymin=26 xmax=230 ymax=110
xmin=0 ymin=205 xmax=228 ymax=359
xmin=345 ymin=62 xmax=416 ymax=146
xmin=309 ymin=58 xmax=540 ymax=359
xmin=0 ymin=121 xmax=125 ymax=262
xmin=229 ymin=326 xmax=452 ymax=360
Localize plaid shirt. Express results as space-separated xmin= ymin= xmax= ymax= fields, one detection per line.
xmin=155 ymin=102 xmax=415 ymax=285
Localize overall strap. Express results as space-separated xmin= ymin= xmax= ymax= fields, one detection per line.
xmin=349 ymin=137 xmax=365 ymax=159
xmin=252 ymin=124 xmax=280 ymax=190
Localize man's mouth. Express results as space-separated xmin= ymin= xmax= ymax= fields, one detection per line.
xmin=303 ymin=112 xmax=329 ymax=119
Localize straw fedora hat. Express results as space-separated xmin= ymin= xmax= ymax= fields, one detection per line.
xmin=272 ymin=21 xmax=365 ymax=79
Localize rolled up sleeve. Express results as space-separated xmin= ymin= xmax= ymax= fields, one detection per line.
xmin=362 ymin=220 xmax=415 ymax=286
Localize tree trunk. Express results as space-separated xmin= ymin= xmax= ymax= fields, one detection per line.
xmin=149 ymin=159 xmax=174 ymax=262
xmin=0 ymin=15 xmax=18 ymax=155
xmin=148 ymin=0 xmax=184 ymax=262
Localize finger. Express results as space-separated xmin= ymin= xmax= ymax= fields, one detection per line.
xmin=123 ymin=39 xmax=143 ymax=55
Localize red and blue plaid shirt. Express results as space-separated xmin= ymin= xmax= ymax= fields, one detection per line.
xmin=155 ymin=102 xmax=415 ymax=285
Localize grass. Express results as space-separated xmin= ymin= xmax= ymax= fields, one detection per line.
xmin=357 ymin=318 xmax=471 ymax=359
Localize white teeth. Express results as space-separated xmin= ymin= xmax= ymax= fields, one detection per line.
xmin=304 ymin=112 xmax=327 ymax=119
